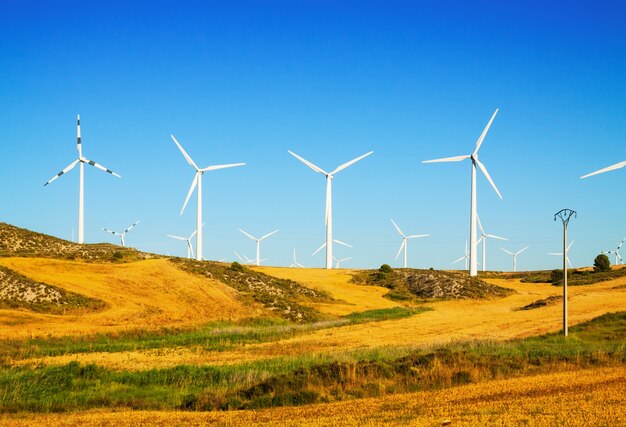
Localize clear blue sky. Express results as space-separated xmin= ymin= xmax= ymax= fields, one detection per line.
xmin=1 ymin=1 xmax=625 ymax=270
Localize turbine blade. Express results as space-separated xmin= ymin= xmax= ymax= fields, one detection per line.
xmin=473 ymin=108 xmax=499 ymax=156
xmin=617 ymin=238 xmax=626 ymax=250
xmin=475 ymin=159 xmax=502 ymax=199
xmin=422 ymin=155 xmax=470 ymax=164
xmin=581 ymin=160 xmax=626 ymax=179
xmin=124 ymin=221 xmax=140 ymax=234
xmin=331 ymin=151 xmax=374 ymax=175
xmin=516 ymin=246 xmax=529 ymax=255
xmin=84 ymin=159 xmax=121 ymax=178
xmin=452 ymin=256 xmax=466 ymax=264
xmin=288 ymin=150 xmax=327 ymax=175
xmin=239 ymin=229 xmax=257 ymax=241
xmin=390 ymin=219 xmax=405 ymax=237
xmin=189 ymin=229 xmax=198 ymax=239
xmin=333 ymin=239 xmax=352 ymax=248
xmin=103 ymin=228 xmax=117 ymax=235
xmin=548 ymin=252 xmax=562 ymax=256
xmin=76 ymin=114 xmax=82 ymax=158
xmin=312 ymin=243 xmax=326 ymax=256
xmin=500 ymin=248 xmax=515 ymax=255
xmin=395 ymin=240 xmax=405 ymax=260
xmin=486 ymin=234 xmax=508 ymax=241
xmin=189 ymin=241 xmax=194 ymax=259
xmin=167 ymin=235 xmax=187 ymax=241
xmin=260 ymin=229 xmax=279 ymax=240
xmin=406 ymin=234 xmax=429 ymax=239
xmin=201 ymin=163 xmax=246 ymax=172
xmin=339 ymin=257 xmax=352 ymax=262
xmin=44 ymin=159 xmax=79 ymax=186
xmin=234 ymin=251 xmax=245 ymax=263
xmin=171 ymin=135 xmax=199 ymax=170
xmin=567 ymin=240 xmax=575 ymax=251
xmin=180 ymin=173 xmax=199 ymax=215
xmin=476 ymin=213 xmax=485 ymax=235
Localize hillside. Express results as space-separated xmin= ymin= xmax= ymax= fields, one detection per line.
xmin=0 ymin=222 xmax=150 ymax=262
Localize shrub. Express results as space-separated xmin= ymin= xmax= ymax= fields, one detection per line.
xmin=379 ymin=264 xmax=393 ymax=273
xmin=593 ymin=254 xmax=611 ymax=273
xmin=229 ymin=261 xmax=244 ymax=272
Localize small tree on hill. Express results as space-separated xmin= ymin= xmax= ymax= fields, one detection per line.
xmin=593 ymin=254 xmax=611 ymax=273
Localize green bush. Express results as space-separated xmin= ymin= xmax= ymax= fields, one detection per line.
xmin=379 ymin=264 xmax=393 ymax=273
xmin=593 ymin=254 xmax=611 ymax=273
xmin=229 ymin=261 xmax=244 ymax=271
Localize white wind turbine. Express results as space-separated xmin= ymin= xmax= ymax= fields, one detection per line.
xmin=290 ymin=249 xmax=305 ymax=268
xmin=172 ymin=135 xmax=245 ymax=261
xmin=167 ymin=229 xmax=198 ymax=259
xmin=44 ymin=115 xmax=121 ymax=244
xmin=549 ymin=241 xmax=574 ymax=267
xmin=453 ymin=241 xmax=469 ymax=270
xmin=333 ymin=256 xmax=352 ymax=268
xmin=313 ymin=239 xmax=352 ymax=258
xmin=423 ymin=109 xmax=502 ymax=277
xmin=581 ymin=159 xmax=626 ymax=179
xmin=288 ymin=150 xmax=373 ymax=269
xmin=390 ymin=219 xmax=429 ymax=268
xmin=500 ymin=247 xmax=528 ymax=272
xmin=477 ymin=214 xmax=507 ymax=272
xmin=234 ymin=251 xmax=256 ymax=265
xmin=602 ymin=237 xmax=625 ymax=265
xmin=103 ymin=221 xmax=139 ymax=247
xmin=239 ymin=229 xmax=279 ymax=266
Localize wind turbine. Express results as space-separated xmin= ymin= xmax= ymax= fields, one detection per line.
xmin=549 ymin=241 xmax=574 ymax=267
xmin=333 ymin=256 xmax=352 ymax=268
xmin=239 ymin=229 xmax=279 ymax=266
xmin=477 ymin=214 xmax=507 ymax=272
xmin=290 ymin=249 xmax=305 ymax=268
xmin=390 ymin=219 xmax=429 ymax=268
xmin=581 ymin=160 xmax=626 ymax=179
xmin=423 ymin=109 xmax=503 ymax=277
xmin=172 ymin=135 xmax=245 ymax=261
xmin=500 ymin=246 xmax=528 ymax=272
xmin=288 ymin=150 xmax=373 ymax=269
xmin=103 ymin=220 xmax=139 ymax=247
xmin=602 ymin=237 xmax=625 ymax=265
xmin=44 ymin=115 xmax=121 ymax=244
xmin=234 ymin=251 xmax=256 ymax=265
xmin=453 ymin=241 xmax=469 ymax=270
xmin=167 ymin=229 xmax=198 ymax=259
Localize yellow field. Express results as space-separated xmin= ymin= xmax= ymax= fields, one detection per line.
xmin=10 ymin=265 xmax=626 ymax=370
xmin=3 ymin=366 xmax=624 ymax=426
xmin=0 ymin=258 xmax=261 ymax=339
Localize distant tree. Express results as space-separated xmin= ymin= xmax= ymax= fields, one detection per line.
xmin=230 ymin=261 xmax=244 ymax=271
xmin=379 ymin=264 xmax=393 ymax=273
xmin=593 ymin=254 xmax=611 ymax=273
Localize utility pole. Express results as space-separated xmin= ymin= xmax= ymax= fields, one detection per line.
xmin=554 ymin=209 xmax=576 ymax=337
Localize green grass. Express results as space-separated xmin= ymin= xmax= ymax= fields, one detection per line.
xmin=1 ymin=311 xmax=624 ymax=413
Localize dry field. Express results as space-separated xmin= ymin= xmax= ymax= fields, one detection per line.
xmin=3 ymin=366 xmax=624 ymax=426
xmin=0 ymin=258 xmax=261 ymax=339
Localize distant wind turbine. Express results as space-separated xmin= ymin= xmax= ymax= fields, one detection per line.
xmin=313 ymin=239 xmax=352 ymax=257
xmin=423 ymin=109 xmax=503 ymax=277
xmin=333 ymin=256 xmax=352 ymax=268
xmin=500 ymin=246 xmax=528 ymax=272
xmin=172 ymin=135 xmax=245 ymax=261
xmin=290 ymin=249 xmax=305 ymax=268
xmin=167 ymin=229 xmax=199 ymax=259
xmin=453 ymin=241 xmax=470 ymax=270
xmin=602 ymin=237 xmax=625 ymax=265
xmin=239 ymin=229 xmax=279 ymax=266
xmin=288 ymin=150 xmax=373 ymax=269
xmin=477 ymin=214 xmax=507 ymax=272
xmin=549 ymin=240 xmax=575 ymax=267
xmin=103 ymin=221 xmax=139 ymax=247
xmin=581 ymin=160 xmax=626 ymax=179
xmin=390 ymin=219 xmax=429 ymax=268
xmin=44 ymin=115 xmax=121 ymax=244
xmin=234 ymin=251 xmax=256 ymax=265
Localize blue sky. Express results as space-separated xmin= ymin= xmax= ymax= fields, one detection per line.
xmin=1 ymin=1 xmax=625 ymax=270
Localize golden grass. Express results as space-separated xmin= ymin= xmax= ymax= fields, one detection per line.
xmin=0 ymin=258 xmax=261 ymax=339
xmin=2 ymin=366 xmax=624 ymax=426
xmin=254 ymin=266 xmax=400 ymax=315
xmin=14 ymin=274 xmax=626 ymax=370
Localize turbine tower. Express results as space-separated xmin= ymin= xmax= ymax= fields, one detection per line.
xmin=172 ymin=135 xmax=245 ymax=261
xmin=453 ymin=241 xmax=470 ymax=270
xmin=290 ymin=249 xmax=305 ymax=268
xmin=549 ymin=240 xmax=574 ymax=267
xmin=477 ymin=214 xmax=507 ymax=272
xmin=602 ymin=237 xmax=625 ymax=265
xmin=288 ymin=150 xmax=373 ymax=269
xmin=44 ymin=115 xmax=121 ymax=244
xmin=390 ymin=219 xmax=429 ymax=268
xmin=500 ymin=247 xmax=528 ymax=272
xmin=239 ymin=229 xmax=279 ymax=266
xmin=103 ymin=220 xmax=139 ymax=247
xmin=581 ymin=159 xmax=626 ymax=179
xmin=167 ymin=229 xmax=198 ymax=259
xmin=423 ymin=109 xmax=503 ymax=277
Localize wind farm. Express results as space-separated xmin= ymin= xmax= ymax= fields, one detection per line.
xmin=2 ymin=2 xmax=626 ymax=426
